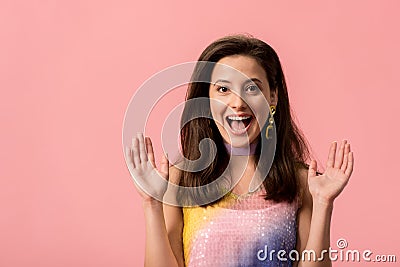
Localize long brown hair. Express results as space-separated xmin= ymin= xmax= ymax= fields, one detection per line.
xmin=177 ymin=34 xmax=310 ymax=205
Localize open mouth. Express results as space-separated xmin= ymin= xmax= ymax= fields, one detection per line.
xmin=225 ymin=115 xmax=253 ymax=135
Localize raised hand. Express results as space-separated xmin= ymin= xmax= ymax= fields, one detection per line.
xmin=308 ymin=140 xmax=354 ymax=206
xmin=125 ymin=133 xmax=169 ymax=203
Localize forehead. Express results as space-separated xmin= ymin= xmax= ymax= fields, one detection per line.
xmin=211 ymin=55 xmax=267 ymax=83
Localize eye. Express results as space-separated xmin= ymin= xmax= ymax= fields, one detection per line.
xmin=245 ymin=84 xmax=260 ymax=94
xmin=217 ymin=86 xmax=229 ymax=93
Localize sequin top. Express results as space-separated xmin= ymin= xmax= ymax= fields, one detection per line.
xmin=182 ymin=187 xmax=299 ymax=267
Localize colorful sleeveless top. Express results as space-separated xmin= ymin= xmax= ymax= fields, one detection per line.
xmin=182 ymin=186 xmax=299 ymax=267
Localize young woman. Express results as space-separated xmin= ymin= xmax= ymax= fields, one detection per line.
xmin=125 ymin=35 xmax=354 ymax=267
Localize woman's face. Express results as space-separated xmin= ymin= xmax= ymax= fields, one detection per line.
xmin=209 ymin=55 xmax=278 ymax=147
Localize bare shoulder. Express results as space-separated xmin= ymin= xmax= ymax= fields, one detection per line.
xmin=163 ymin=164 xmax=183 ymax=211
xmin=163 ymin=164 xmax=183 ymax=224
xmin=297 ymin=165 xmax=308 ymax=189
xmin=169 ymin=164 xmax=182 ymax=185
xmin=295 ymin=163 xmax=313 ymax=257
xmin=296 ymin=163 xmax=311 ymax=207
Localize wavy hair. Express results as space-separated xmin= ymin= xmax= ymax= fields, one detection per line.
xmin=176 ymin=34 xmax=310 ymax=205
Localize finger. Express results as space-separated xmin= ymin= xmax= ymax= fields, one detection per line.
xmin=345 ymin=151 xmax=354 ymax=177
xmin=327 ymin=141 xmax=337 ymax=168
xmin=145 ymin=136 xmax=156 ymax=168
xmin=334 ymin=140 xmax=347 ymax=169
xmin=125 ymin=146 xmax=135 ymax=169
xmin=132 ymin=137 xmax=141 ymax=166
xmin=308 ymin=160 xmax=317 ymax=178
xmin=341 ymin=143 xmax=350 ymax=172
xmin=160 ymin=152 xmax=169 ymax=179
xmin=137 ymin=132 xmax=148 ymax=163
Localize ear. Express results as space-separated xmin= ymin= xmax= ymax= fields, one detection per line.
xmin=270 ymin=88 xmax=278 ymax=106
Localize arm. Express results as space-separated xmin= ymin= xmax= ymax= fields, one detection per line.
xmin=295 ymin=168 xmax=333 ymax=267
xmin=295 ymin=140 xmax=354 ymax=267
xmin=125 ymin=133 xmax=184 ymax=267
xmin=143 ymin=200 xmax=180 ymax=267
xmin=143 ymin=166 xmax=185 ymax=267
xmin=163 ymin=166 xmax=185 ymax=267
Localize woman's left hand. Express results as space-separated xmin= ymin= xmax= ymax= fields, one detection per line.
xmin=308 ymin=140 xmax=354 ymax=206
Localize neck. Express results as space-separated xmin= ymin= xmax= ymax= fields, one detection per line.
xmin=224 ymin=141 xmax=258 ymax=156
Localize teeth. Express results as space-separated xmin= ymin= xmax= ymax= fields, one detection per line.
xmin=227 ymin=116 xmax=251 ymax=121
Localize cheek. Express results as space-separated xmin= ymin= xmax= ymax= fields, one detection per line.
xmin=248 ymin=102 xmax=269 ymax=126
xmin=209 ymin=100 xmax=226 ymax=119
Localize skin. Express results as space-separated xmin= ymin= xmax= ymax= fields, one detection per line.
xmin=125 ymin=55 xmax=354 ymax=267
xmin=209 ymin=55 xmax=276 ymax=148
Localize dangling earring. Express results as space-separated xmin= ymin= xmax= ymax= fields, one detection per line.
xmin=265 ymin=105 xmax=276 ymax=139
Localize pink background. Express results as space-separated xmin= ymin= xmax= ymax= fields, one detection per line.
xmin=1 ymin=0 xmax=399 ymax=266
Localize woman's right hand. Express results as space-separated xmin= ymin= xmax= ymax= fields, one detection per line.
xmin=125 ymin=133 xmax=169 ymax=204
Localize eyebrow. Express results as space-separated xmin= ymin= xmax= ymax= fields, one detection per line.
xmin=213 ymin=79 xmax=231 ymax=85
xmin=213 ymin=78 xmax=263 ymax=85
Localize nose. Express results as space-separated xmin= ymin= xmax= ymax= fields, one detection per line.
xmin=229 ymin=92 xmax=247 ymax=109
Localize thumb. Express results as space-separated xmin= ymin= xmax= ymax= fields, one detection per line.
xmin=308 ymin=160 xmax=317 ymax=178
xmin=159 ymin=152 xmax=169 ymax=179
